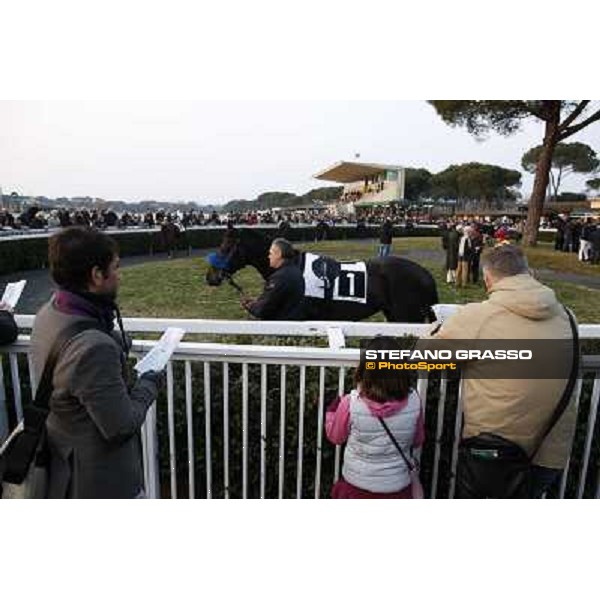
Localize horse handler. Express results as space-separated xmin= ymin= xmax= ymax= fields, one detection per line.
xmin=240 ymin=238 xmax=305 ymax=320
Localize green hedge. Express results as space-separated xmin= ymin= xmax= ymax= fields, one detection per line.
xmin=0 ymin=226 xmax=559 ymax=276
xmin=0 ymin=226 xmax=439 ymax=276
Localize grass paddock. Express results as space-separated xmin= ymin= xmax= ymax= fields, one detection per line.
xmin=118 ymin=237 xmax=600 ymax=324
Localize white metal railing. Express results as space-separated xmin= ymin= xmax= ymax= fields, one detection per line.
xmin=13 ymin=314 xmax=600 ymax=340
xmin=2 ymin=321 xmax=600 ymax=499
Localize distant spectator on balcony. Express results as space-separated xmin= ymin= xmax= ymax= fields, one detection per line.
xmin=325 ymin=336 xmax=424 ymax=499
xmin=30 ymin=227 xmax=162 ymax=498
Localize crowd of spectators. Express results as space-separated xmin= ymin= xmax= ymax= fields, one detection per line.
xmin=0 ymin=204 xmax=410 ymax=235
xmin=2 ymin=204 xmax=599 ymax=265
xmin=551 ymin=215 xmax=600 ymax=263
xmin=0 ymin=205 xmax=219 ymax=232
xmin=439 ymin=217 xmax=526 ymax=287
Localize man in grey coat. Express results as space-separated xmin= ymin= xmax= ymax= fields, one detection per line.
xmin=31 ymin=227 xmax=162 ymax=498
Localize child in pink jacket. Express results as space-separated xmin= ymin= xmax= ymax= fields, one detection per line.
xmin=326 ymin=337 xmax=425 ymax=499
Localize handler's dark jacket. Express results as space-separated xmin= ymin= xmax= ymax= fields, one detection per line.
xmin=248 ymin=260 xmax=305 ymax=320
xmin=0 ymin=310 xmax=18 ymax=345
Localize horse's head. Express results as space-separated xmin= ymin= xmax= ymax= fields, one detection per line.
xmin=205 ymin=226 xmax=251 ymax=286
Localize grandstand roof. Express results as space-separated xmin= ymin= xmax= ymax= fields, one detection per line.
xmin=313 ymin=161 xmax=403 ymax=183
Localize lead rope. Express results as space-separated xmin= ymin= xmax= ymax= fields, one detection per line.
xmin=223 ymin=272 xmax=245 ymax=295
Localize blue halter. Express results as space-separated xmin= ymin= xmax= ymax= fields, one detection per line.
xmin=206 ymin=252 xmax=231 ymax=270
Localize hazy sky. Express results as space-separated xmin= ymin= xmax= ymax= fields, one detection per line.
xmin=2 ymin=100 xmax=599 ymax=204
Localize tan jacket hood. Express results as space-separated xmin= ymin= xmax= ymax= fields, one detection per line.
xmin=487 ymin=273 xmax=561 ymax=321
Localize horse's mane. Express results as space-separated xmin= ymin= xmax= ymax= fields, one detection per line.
xmin=232 ymin=227 xmax=301 ymax=262
xmin=238 ymin=227 xmax=272 ymax=248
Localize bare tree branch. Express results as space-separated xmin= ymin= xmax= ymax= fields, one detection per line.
xmin=555 ymin=167 xmax=563 ymax=199
xmin=558 ymin=101 xmax=590 ymax=132
xmin=558 ymin=107 xmax=600 ymax=141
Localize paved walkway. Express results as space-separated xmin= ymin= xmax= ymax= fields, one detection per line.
xmin=0 ymin=248 xmax=214 ymax=314
xmin=411 ymin=247 xmax=600 ymax=290
xmin=351 ymin=239 xmax=600 ymax=287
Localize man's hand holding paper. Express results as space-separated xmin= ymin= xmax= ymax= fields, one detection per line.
xmin=134 ymin=327 xmax=185 ymax=376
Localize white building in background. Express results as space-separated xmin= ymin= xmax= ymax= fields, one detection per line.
xmin=313 ymin=161 xmax=406 ymax=214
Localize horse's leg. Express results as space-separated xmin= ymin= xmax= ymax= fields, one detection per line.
xmin=384 ymin=302 xmax=422 ymax=323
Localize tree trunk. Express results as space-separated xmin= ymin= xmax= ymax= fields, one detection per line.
xmin=524 ymin=107 xmax=561 ymax=246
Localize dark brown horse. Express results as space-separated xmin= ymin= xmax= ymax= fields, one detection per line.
xmin=206 ymin=227 xmax=439 ymax=323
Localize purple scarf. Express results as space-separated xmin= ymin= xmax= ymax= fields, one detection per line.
xmin=54 ymin=289 xmax=116 ymax=333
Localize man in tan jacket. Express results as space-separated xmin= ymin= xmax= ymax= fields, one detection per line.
xmin=430 ymin=244 xmax=578 ymax=498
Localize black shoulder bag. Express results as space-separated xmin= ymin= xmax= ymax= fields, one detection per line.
xmin=457 ymin=306 xmax=580 ymax=499
xmin=1 ymin=321 xmax=100 ymax=490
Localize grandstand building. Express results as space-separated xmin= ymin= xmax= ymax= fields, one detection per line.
xmin=313 ymin=161 xmax=406 ymax=213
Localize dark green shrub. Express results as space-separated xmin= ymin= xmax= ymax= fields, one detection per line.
xmin=0 ymin=226 xmax=441 ymax=275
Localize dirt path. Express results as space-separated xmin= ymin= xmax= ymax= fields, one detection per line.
xmin=401 ymin=247 xmax=600 ymax=290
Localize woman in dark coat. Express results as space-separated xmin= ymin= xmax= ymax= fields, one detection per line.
xmin=442 ymin=224 xmax=459 ymax=284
